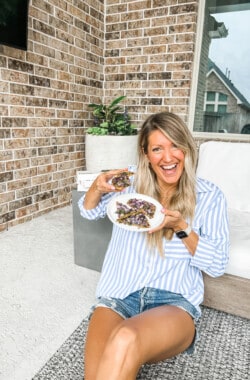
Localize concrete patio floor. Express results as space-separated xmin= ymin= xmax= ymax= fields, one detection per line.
xmin=0 ymin=205 xmax=100 ymax=380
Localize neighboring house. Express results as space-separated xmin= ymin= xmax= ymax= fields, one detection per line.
xmin=204 ymin=59 xmax=250 ymax=133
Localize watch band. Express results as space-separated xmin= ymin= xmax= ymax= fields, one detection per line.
xmin=175 ymin=225 xmax=192 ymax=239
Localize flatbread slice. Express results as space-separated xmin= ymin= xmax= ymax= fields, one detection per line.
xmin=127 ymin=198 xmax=156 ymax=218
xmin=111 ymin=171 xmax=134 ymax=190
xmin=117 ymin=211 xmax=150 ymax=228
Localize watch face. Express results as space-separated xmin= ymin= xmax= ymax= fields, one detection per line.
xmin=176 ymin=230 xmax=188 ymax=239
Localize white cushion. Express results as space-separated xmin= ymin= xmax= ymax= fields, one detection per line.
xmin=197 ymin=141 xmax=250 ymax=279
xmin=196 ymin=141 xmax=250 ymax=211
xmin=226 ymin=211 xmax=250 ymax=279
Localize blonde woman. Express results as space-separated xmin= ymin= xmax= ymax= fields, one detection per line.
xmin=79 ymin=112 xmax=229 ymax=380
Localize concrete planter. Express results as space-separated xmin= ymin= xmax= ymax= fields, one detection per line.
xmin=85 ymin=134 xmax=138 ymax=172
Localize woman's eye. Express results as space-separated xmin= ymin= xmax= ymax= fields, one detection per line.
xmin=152 ymin=147 xmax=161 ymax=152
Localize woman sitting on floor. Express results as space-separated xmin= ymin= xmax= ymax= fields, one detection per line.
xmin=78 ymin=111 xmax=229 ymax=380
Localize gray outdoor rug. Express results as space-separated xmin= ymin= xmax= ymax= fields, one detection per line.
xmin=32 ymin=306 xmax=249 ymax=380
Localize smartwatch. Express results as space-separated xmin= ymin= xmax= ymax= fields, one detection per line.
xmin=175 ymin=225 xmax=192 ymax=239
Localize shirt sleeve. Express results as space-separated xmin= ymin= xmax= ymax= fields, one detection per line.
xmin=190 ymin=190 xmax=230 ymax=277
xmin=78 ymin=192 xmax=114 ymax=220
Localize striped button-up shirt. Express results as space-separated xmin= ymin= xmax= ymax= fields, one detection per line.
xmin=78 ymin=177 xmax=229 ymax=316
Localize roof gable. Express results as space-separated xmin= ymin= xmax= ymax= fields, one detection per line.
xmin=207 ymin=59 xmax=250 ymax=109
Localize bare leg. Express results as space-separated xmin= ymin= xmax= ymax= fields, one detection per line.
xmin=95 ymin=305 xmax=195 ymax=380
xmin=84 ymin=307 xmax=124 ymax=380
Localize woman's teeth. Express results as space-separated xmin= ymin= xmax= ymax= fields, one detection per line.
xmin=162 ymin=164 xmax=176 ymax=170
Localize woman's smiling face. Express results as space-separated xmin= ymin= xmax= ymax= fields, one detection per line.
xmin=146 ymin=129 xmax=185 ymax=189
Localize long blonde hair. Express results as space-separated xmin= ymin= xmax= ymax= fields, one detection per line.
xmin=135 ymin=112 xmax=197 ymax=253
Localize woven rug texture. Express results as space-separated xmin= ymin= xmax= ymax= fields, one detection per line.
xmin=32 ymin=306 xmax=249 ymax=380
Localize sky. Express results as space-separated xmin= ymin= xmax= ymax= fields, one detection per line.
xmin=209 ymin=10 xmax=250 ymax=102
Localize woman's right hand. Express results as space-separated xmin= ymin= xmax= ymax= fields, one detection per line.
xmin=92 ymin=169 xmax=128 ymax=194
xmin=83 ymin=169 xmax=127 ymax=209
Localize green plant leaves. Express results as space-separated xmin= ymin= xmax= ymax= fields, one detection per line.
xmin=87 ymin=96 xmax=137 ymax=136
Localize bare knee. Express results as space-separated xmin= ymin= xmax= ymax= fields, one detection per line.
xmin=103 ymin=325 xmax=140 ymax=364
xmin=95 ymin=325 xmax=141 ymax=379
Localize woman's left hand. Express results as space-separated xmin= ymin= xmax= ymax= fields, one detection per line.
xmin=148 ymin=208 xmax=188 ymax=234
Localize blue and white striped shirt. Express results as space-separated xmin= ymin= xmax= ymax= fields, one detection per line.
xmin=78 ymin=177 xmax=229 ymax=316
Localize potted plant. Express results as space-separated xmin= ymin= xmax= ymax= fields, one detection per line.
xmin=85 ymin=96 xmax=138 ymax=172
xmin=87 ymin=95 xmax=137 ymax=136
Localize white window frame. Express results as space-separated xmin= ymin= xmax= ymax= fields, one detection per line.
xmin=204 ymin=92 xmax=227 ymax=112
xmin=188 ymin=1 xmax=250 ymax=141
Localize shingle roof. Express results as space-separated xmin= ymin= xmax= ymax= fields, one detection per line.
xmin=207 ymin=58 xmax=250 ymax=110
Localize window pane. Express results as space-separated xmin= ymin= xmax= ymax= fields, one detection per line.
xmin=193 ymin=1 xmax=250 ymax=134
xmin=218 ymin=105 xmax=227 ymax=113
xmin=206 ymin=104 xmax=215 ymax=112
xmin=218 ymin=93 xmax=227 ymax=101
xmin=207 ymin=91 xmax=216 ymax=101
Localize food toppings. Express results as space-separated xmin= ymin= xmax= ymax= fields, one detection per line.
xmin=115 ymin=202 xmax=133 ymax=217
xmin=115 ymin=197 xmax=156 ymax=229
xmin=117 ymin=212 xmax=150 ymax=228
xmin=111 ymin=171 xmax=134 ymax=190
xmin=127 ymin=198 xmax=156 ymax=218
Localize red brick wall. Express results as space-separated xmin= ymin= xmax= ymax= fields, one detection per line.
xmin=0 ymin=0 xmax=104 ymax=230
xmin=104 ymin=0 xmax=198 ymax=125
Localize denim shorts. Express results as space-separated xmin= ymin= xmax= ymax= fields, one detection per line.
xmin=88 ymin=287 xmax=200 ymax=355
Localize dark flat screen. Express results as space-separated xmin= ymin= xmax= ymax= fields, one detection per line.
xmin=0 ymin=0 xmax=29 ymax=50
